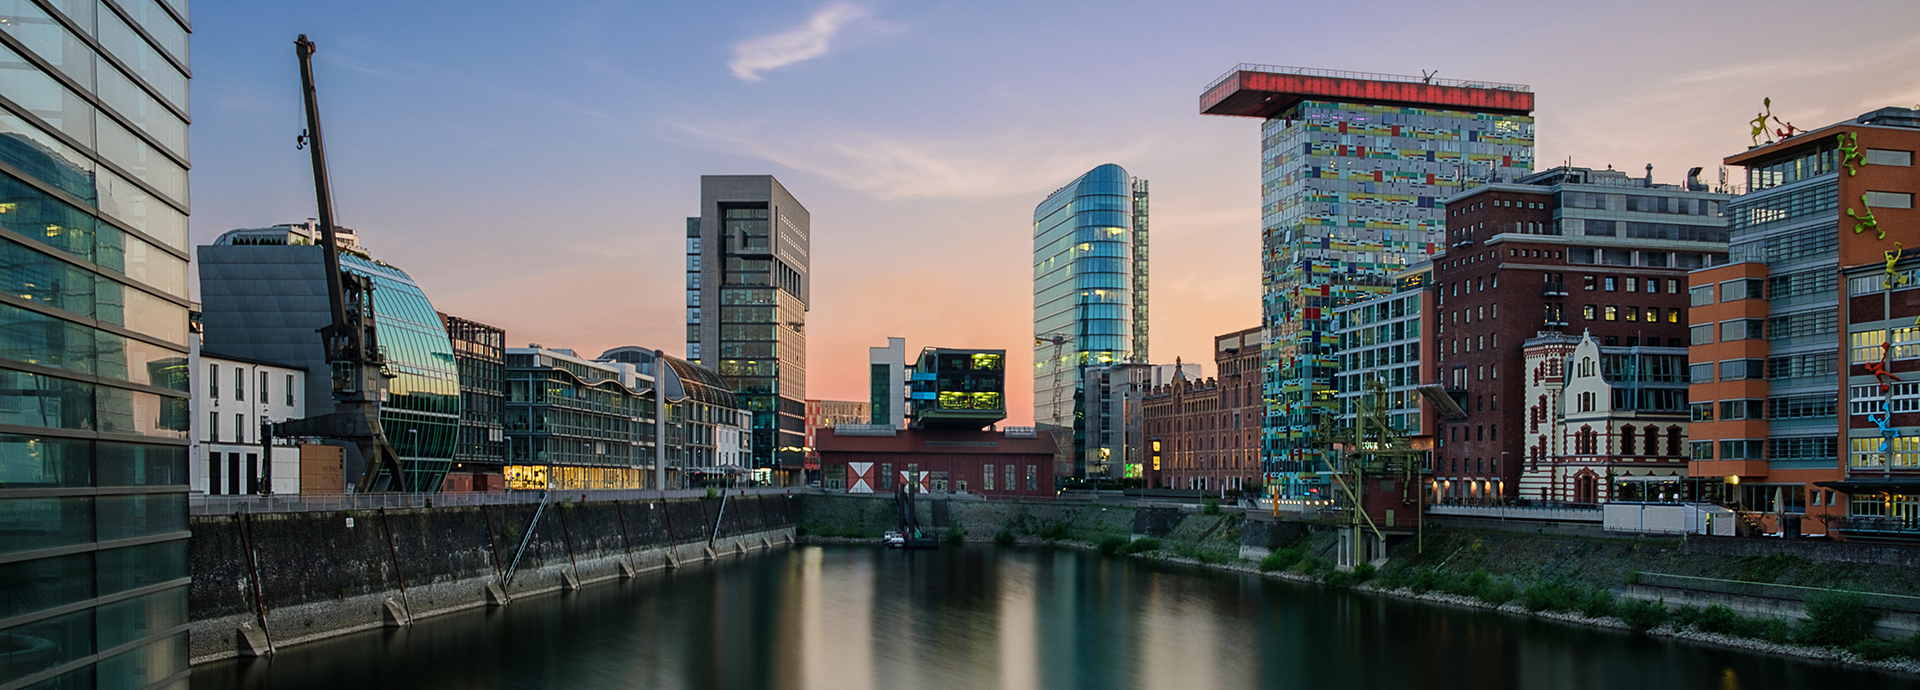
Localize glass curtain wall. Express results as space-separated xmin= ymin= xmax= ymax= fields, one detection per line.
xmin=0 ymin=1 xmax=194 ymax=688
xmin=1034 ymin=164 xmax=1140 ymax=477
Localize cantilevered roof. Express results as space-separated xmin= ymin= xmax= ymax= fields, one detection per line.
xmin=1200 ymin=64 xmax=1533 ymax=119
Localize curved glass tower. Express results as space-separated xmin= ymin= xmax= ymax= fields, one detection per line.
xmin=1034 ymin=164 xmax=1148 ymax=478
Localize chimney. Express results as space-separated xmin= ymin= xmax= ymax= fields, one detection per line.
xmin=1645 ymin=164 xmax=1653 ymax=186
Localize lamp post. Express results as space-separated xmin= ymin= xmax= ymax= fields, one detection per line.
xmin=259 ymin=414 xmax=273 ymax=496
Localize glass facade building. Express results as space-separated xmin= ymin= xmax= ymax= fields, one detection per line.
xmin=1201 ymin=66 xmax=1535 ymax=497
xmin=687 ymin=175 xmax=809 ymax=482
xmin=502 ymin=347 xmax=655 ymax=490
xmin=198 ymin=224 xmax=460 ymax=492
xmin=442 ymin=313 xmax=506 ymax=474
xmin=1033 ymin=164 xmax=1148 ymax=478
xmin=0 ymin=0 xmax=194 ymax=688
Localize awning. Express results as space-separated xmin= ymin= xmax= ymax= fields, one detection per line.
xmin=1814 ymin=478 xmax=1920 ymax=495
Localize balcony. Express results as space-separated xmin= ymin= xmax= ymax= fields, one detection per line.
xmin=1542 ymin=281 xmax=1568 ymax=296
xmin=1828 ymin=515 xmax=1920 ymax=539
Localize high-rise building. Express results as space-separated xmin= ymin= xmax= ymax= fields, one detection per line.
xmin=687 ymin=175 xmax=810 ymax=483
xmin=0 ymin=1 xmax=195 ymax=687
xmin=1033 ymin=164 xmax=1149 ymax=478
xmin=1430 ymin=167 xmax=1728 ymax=505
xmin=1690 ymin=107 xmax=1920 ymax=538
xmin=1200 ymin=65 xmax=1536 ymax=497
xmin=200 ymin=224 xmax=461 ymax=492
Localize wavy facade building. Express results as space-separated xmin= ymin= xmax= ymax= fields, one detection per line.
xmin=1033 ymin=164 xmax=1149 ymax=478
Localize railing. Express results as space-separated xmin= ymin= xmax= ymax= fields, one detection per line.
xmin=1202 ymin=64 xmax=1532 ymax=98
xmin=1634 ymin=572 xmax=1920 ymax=613
xmin=1542 ymin=281 xmax=1567 ymax=296
xmin=1427 ymin=503 xmax=1602 ymax=523
xmin=1828 ymin=515 xmax=1920 ymax=537
xmin=190 ymin=486 xmax=810 ymax=515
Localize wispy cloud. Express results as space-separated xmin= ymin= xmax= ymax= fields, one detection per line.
xmin=728 ymin=2 xmax=869 ymax=82
xmin=664 ymin=116 xmax=1157 ymax=199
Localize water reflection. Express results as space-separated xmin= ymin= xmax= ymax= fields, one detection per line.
xmin=193 ymin=546 xmax=1920 ymax=690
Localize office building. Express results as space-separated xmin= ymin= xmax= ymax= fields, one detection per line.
xmin=1200 ymin=65 xmax=1535 ymax=497
xmin=647 ymin=350 xmax=752 ymax=488
xmin=868 ymin=337 xmax=906 ymax=430
xmin=1691 ymin=107 xmax=1920 ymax=538
xmin=1433 ymin=166 xmax=1728 ymax=504
xmin=1033 ymin=164 xmax=1149 ymax=478
xmin=503 ymin=346 xmax=655 ymax=490
xmin=199 ymin=223 xmax=461 ymax=492
xmin=1080 ymin=363 xmax=1149 ymax=480
xmin=909 ymin=348 xmax=1006 ymax=430
xmin=189 ymin=336 xmax=305 ymax=495
xmin=0 ymin=1 xmax=194 ymax=687
xmin=687 ymin=175 xmax=810 ymax=484
xmin=1332 ymin=269 xmax=1433 ymax=439
xmin=806 ymin=399 xmax=870 ymax=473
xmin=1140 ymin=328 xmax=1265 ymax=492
xmin=442 ymin=313 xmax=506 ymax=480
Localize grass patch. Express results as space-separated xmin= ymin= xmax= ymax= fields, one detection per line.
xmin=1737 ymin=553 xmax=1810 ymax=584
xmin=1260 ymin=547 xmax=1307 ymax=573
xmin=1324 ymin=563 xmax=1376 ymax=589
xmin=1201 ymin=497 xmax=1221 ymax=516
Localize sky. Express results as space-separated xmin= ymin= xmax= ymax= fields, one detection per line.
xmin=187 ymin=0 xmax=1920 ymax=426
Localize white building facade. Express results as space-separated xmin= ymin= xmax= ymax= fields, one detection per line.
xmin=189 ymin=335 xmax=307 ymax=495
xmin=1521 ymin=332 xmax=1689 ymax=504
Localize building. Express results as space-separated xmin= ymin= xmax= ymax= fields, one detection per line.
xmin=1333 ymin=269 xmax=1435 ymax=440
xmin=1691 ymin=107 xmax=1920 ymax=538
xmin=1199 ymin=65 xmax=1536 ymax=497
xmin=189 ymin=338 xmax=305 ymax=495
xmin=1519 ymin=332 xmax=1690 ymax=505
xmin=1080 ymin=363 xmax=1151 ymax=480
xmin=0 ymin=1 xmax=195 ymax=687
xmin=1140 ymin=328 xmax=1265 ymax=493
xmin=650 ymin=350 xmax=753 ymax=488
xmin=1033 ymin=164 xmax=1149 ymax=479
xmin=503 ymin=346 xmax=655 ymax=490
xmin=442 ymin=313 xmax=506 ymax=481
xmin=817 ymin=426 xmax=1058 ymax=498
xmin=802 ymin=399 xmax=871 ymax=480
xmin=868 ymin=337 xmax=907 ymax=430
xmin=1433 ymin=166 xmax=1728 ymax=504
xmin=687 ymin=175 xmax=810 ymax=484
xmin=200 ymin=223 xmax=462 ymax=492
xmin=910 ymin=348 xmax=1007 ymax=430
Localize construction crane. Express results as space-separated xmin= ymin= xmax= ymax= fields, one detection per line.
xmin=272 ymin=35 xmax=409 ymax=492
xmin=1036 ymin=332 xmax=1073 ymax=472
xmin=1317 ymin=379 xmax=1429 ymax=567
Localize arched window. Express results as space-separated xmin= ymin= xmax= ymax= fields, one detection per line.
xmin=1644 ymin=426 xmax=1660 ymax=456
xmin=1666 ymin=426 xmax=1682 ymax=456
xmin=1620 ymin=425 xmax=1636 ymax=456
xmin=1576 ymin=426 xmax=1596 ymax=455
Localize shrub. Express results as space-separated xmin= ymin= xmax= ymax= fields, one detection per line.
xmin=1691 ymin=605 xmax=1744 ymax=636
xmin=1259 ymin=547 xmax=1306 ymax=572
xmin=1037 ymin=521 xmax=1073 ymax=541
xmin=1323 ymin=563 xmax=1377 ymax=588
xmin=1117 ymin=538 xmax=1161 ymax=555
xmin=945 ymin=524 xmax=966 ymax=546
xmin=1852 ymin=636 xmax=1905 ymax=662
xmin=994 ymin=528 xmax=1016 ymax=546
xmin=1097 ymin=535 xmax=1129 ymax=555
xmin=1476 ymin=579 xmax=1518 ymax=606
xmin=1201 ymin=497 xmax=1222 ymax=515
xmin=795 ymin=524 xmax=811 ymax=537
xmin=1798 ymin=592 xmax=1879 ymax=648
xmin=1578 ymin=589 xmax=1616 ymax=619
xmin=705 ymin=487 xmax=719 ymax=500
xmin=1616 ymin=598 xmax=1670 ymax=632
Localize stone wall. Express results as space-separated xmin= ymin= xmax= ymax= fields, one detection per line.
xmin=190 ymin=494 xmax=799 ymax=664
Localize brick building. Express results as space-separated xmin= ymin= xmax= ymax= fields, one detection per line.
xmin=1435 ymin=166 xmax=1728 ymax=504
xmin=816 ymin=427 xmax=1057 ymax=498
xmin=1141 ymin=328 xmax=1264 ymax=493
xmin=1690 ymin=107 xmax=1920 ymax=538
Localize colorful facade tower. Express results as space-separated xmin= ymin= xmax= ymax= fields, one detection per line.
xmin=1034 ymin=164 xmax=1150 ymax=478
xmin=1200 ymin=65 xmax=1535 ymax=497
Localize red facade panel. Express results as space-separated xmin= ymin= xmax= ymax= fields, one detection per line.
xmin=1202 ymin=71 xmax=1535 ymax=118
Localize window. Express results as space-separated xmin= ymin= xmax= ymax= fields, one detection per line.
xmin=209 ymin=364 xmax=220 ymax=399
xmin=1604 ymin=277 xmax=1617 ymax=291
xmin=1865 ymin=191 xmax=1915 ymax=209
xmin=1689 ymin=362 xmax=1714 ymax=382
xmin=1768 ymin=395 xmax=1836 ymax=419
xmin=1720 ymin=278 xmax=1763 ymax=302
xmin=1766 ymin=311 xmax=1838 ymax=342
xmin=1720 ymin=399 xmax=1764 ymax=420
xmin=234 ymin=413 xmax=246 ymax=444
xmin=286 ymin=374 xmax=296 ymax=406
xmin=983 ymin=464 xmax=994 ymax=491
xmin=1690 ymin=284 xmax=1715 ymax=306
xmin=1025 ymin=465 xmax=1037 ymax=491
xmin=1667 ymin=280 xmax=1679 ymax=294
xmin=1720 ymin=439 xmax=1764 ymax=460
xmin=1666 ymin=308 xmax=1679 ymax=323
xmin=1769 ymin=436 xmax=1836 ymax=463
xmin=1719 ymin=359 xmax=1765 ymax=380
xmin=1604 ymin=306 xmax=1618 ymax=321
xmin=234 ymin=368 xmax=245 ymax=401
xmin=1865 ymin=149 xmax=1914 ymax=167
xmin=1690 ymin=441 xmax=1714 ymax=460
xmin=1583 ymin=305 xmax=1597 ymax=320
xmin=1690 ymin=402 xmax=1714 ymax=421
xmin=1625 ymin=277 xmax=1637 ymax=293
xmin=209 ymin=413 xmax=219 ymax=443
xmin=1720 ymin=319 xmax=1763 ymax=341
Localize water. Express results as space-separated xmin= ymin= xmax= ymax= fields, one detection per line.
xmin=193 ymin=546 xmax=1919 ymax=690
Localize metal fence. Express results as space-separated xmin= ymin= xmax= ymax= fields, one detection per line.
xmin=190 ymin=486 xmax=811 ymax=515
xmin=1427 ymin=504 xmax=1603 ymax=523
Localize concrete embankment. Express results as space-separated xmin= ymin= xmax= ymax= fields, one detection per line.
xmin=796 ymin=493 xmax=1307 ymax=557
xmin=189 ymin=494 xmax=799 ymax=664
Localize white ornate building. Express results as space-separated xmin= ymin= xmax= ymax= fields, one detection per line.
xmin=1521 ymin=331 xmax=1690 ymax=504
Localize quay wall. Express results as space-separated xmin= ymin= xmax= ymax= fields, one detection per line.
xmin=189 ymin=494 xmax=800 ymax=664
